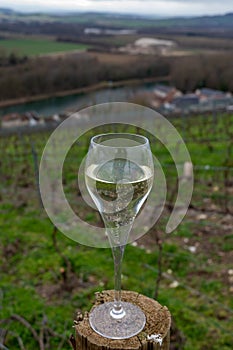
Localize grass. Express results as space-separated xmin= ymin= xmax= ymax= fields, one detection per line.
xmin=0 ymin=38 xmax=89 ymax=56
xmin=0 ymin=113 xmax=233 ymax=349
xmin=0 ymin=205 xmax=232 ymax=349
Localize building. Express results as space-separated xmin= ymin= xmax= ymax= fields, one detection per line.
xmin=195 ymin=88 xmax=227 ymax=101
xmin=118 ymin=37 xmax=176 ymax=55
xmin=153 ymin=84 xmax=182 ymax=102
xmin=1 ymin=111 xmax=44 ymax=128
xmin=171 ymin=94 xmax=199 ymax=111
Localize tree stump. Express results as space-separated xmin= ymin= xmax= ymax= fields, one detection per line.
xmin=71 ymin=290 xmax=171 ymax=350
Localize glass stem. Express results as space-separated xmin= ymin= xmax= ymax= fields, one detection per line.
xmin=110 ymin=245 xmax=126 ymax=319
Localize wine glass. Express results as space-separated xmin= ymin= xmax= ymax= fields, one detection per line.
xmin=85 ymin=133 xmax=154 ymax=339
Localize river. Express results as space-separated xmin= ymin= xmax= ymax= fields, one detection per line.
xmin=0 ymin=83 xmax=158 ymax=118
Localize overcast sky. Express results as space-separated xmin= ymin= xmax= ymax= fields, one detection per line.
xmin=1 ymin=0 xmax=233 ymax=17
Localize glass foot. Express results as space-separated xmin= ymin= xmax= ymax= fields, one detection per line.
xmin=89 ymin=301 xmax=146 ymax=339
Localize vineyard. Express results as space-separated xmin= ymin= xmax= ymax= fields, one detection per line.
xmin=0 ymin=111 xmax=232 ymax=349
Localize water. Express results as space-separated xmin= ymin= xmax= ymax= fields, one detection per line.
xmin=0 ymin=82 xmax=160 ymax=118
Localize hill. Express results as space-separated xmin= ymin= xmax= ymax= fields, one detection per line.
xmin=0 ymin=7 xmax=15 ymax=15
xmin=0 ymin=8 xmax=233 ymax=34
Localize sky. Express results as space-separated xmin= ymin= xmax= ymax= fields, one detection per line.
xmin=0 ymin=0 xmax=233 ymax=17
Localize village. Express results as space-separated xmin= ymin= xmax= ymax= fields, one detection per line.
xmin=133 ymin=84 xmax=233 ymax=115
xmin=1 ymin=84 xmax=233 ymax=130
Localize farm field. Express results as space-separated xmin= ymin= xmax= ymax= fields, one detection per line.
xmin=0 ymin=38 xmax=89 ymax=56
xmin=0 ymin=112 xmax=232 ymax=349
xmin=0 ymin=34 xmax=230 ymax=61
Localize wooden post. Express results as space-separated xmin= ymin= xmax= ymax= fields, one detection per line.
xmin=71 ymin=290 xmax=171 ymax=350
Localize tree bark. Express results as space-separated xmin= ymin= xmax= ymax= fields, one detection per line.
xmin=71 ymin=290 xmax=171 ymax=350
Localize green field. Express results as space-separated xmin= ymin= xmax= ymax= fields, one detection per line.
xmin=0 ymin=113 xmax=233 ymax=349
xmin=0 ymin=38 xmax=89 ymax=56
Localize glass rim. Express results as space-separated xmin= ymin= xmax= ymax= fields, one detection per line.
xmin=90 ymin=133 xmax=149 ymax=149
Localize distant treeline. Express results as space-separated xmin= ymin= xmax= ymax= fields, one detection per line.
xmin=0 ymin=47 xmax=28 ymax=66
xmin=0 ymin=21 xmax=85 ymax=37
xmin=0 ymin=53 xmax=170 ymax=101
xmin=171 ymin=53 xmax=233 ymax=92
xmin=139 ymin=26 xmax=233 ymax=39
xmin=0 ymin=51 xmax=232 ymax=102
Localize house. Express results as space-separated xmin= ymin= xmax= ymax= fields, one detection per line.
xmin=153 ymin=84 xmax=182 ymax=103
xmin=1 ymin=113 xmax=25 ymax=128
xmin=194 ymin=88 xmax=232 ymax=111
xmin=44 ymin=114 xmax=62 ymax=125
xmin=130 ymin=85 xmax=182 ymax=110
xmin=195 ymin=88 xmax=226 ymax=101
xmin=118 ymin=37 xmax=175 ymax=55
xmin=1 ymin=111 xmax=44 ymax=128
xmin=171 ymin=94 xmax=199 ymax=111
xmin=134 ymin=38 xmax=175 ymax=49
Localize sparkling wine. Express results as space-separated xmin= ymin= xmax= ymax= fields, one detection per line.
xmin=85 ymin=158 xmax=153 ymax=228
xmin=86 ymin=134 xmax=153 ymax=339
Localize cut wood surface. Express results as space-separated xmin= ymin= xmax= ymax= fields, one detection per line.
xmin=72 ymin=290 xmax=171 ymax=350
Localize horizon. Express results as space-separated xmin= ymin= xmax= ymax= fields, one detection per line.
xmin=0 ymin=1 xmax=233 ymax=17
xmin=1 ymin=8 xmax=233 ymax=19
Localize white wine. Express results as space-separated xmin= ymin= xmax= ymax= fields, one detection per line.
xmin=86 ymin=134 xmax=153 ymax=339
xmin=85 ymin=158 xmax=153 ymax=228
